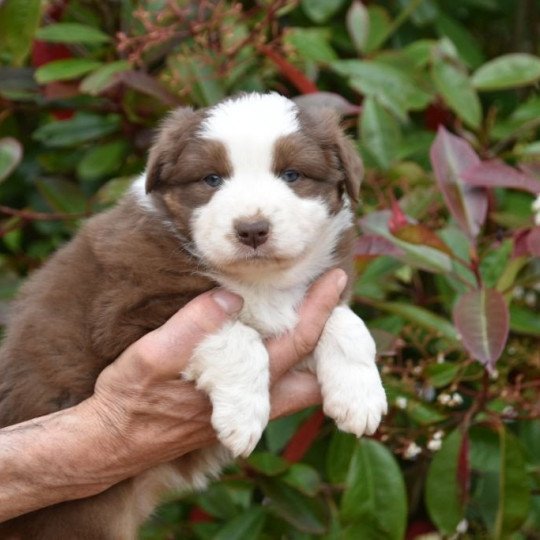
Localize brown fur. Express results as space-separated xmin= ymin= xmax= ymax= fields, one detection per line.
xmin=0 ymin=101 xmax=362 ymax=538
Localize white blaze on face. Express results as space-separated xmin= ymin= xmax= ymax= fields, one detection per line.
xmin=191 ymin=93 xmax=332 ymax=272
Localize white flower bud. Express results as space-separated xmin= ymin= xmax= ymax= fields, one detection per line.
xmin=395 ymin=396 xmax=408 ymax=410
xmin=404 ymin=442 xmax=422 ymax=460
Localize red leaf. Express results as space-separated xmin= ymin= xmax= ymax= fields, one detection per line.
xmin=282 ymin=409 xmax=324 ymax=462
xmin=392 ymin=224 xmax=453 ymax=256
xmin=462 ymin=159 xmax=540 ymax=194
xmin=430 ymin=127 xmax=488 ymax=240
xmin=457 ymin=431 xmax=470 ymax=505
xmin=513 ymin=229 xmax=531 ymax=257
xmin=258 ymin=45 xmax=318 ymax=95
xmin=453 ymin=288 xmax=509 ymax=372
xmin=355 ymin=235 xmax=404 ymax=257
xmin=293 ymin=92 xmax=360 ymax=116
xmin=526 ymin=227 xmax=540 ymax=256
xmin=189 ymin=507 xmax=213 ymax=523
xmin=388 ymin=198 xmax=409 ymax=233
xmin=424 ymin=100 xmax=454 ymax=132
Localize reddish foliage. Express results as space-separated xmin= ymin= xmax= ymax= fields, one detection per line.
xmin=188 ymin=507 xmax=213 ymax=523
xmin=258 ymin=45 xmax=318 ymax=95
xmin=457 ymin=431 xmax=470 ymax=505
xmin=282 ymin=409 xmax=325 ymax=462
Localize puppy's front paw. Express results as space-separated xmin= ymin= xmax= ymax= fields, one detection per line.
xmin=314 ymin=306 xmax=387 ymax=438
xmin=188 ymin=321 xmax=271 ymax=458
xmin=212 ymin=393 xmax=270 ymax=457
xmin=322 ymin=365 xmax=387 ymax=437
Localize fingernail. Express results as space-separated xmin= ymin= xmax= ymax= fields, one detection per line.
xmin=212 ymin=289 xmax=243 ymax=315
xmin=335 ymin=269 xmax=348 ymax=293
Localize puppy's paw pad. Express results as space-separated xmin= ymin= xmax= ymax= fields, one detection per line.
xmin=323 ymin=369 xmax=387 ymax=438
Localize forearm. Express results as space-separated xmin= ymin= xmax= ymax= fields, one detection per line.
xmin=0 ymin=401 xmax=125 ymax=522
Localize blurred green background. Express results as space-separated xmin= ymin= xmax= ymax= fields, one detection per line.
xmin=1 ymin=0 xmax=540 ymax=538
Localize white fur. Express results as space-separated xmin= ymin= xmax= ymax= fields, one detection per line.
xmin=199 ymin=92 xmax=299 ymax=173
xmin=183 ymin=321 xmax=270 ymax=457
xmin=314 ymin=306 xmax=388 ymax=436
xmin=131 ymin=174 xmax=156 ymax=214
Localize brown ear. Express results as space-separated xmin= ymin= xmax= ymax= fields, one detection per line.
xmin=145 ymin=107 xmax=201 ymax=193
xmin=295 ymin=105 xmax=364 ymax=203
xmin=336 ymin=130 xmax=364 ymax=202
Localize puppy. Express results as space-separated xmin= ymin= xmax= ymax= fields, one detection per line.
xmin=0 ymin=93 xmax=387 ymax=538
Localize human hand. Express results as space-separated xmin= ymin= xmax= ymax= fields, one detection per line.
xmin=85 ymin=269 xmax=347 ymax=478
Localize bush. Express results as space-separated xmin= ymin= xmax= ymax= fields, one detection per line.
xmin=1 ymin=0 xmax=539 ymax=538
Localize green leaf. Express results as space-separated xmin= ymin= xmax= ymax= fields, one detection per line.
xmin=494 ymin=427 xmax=531 ymax=539
xmin=407 ymin=400 xmax=447 ymax=425
xmin=36 ymin=23 xmax=111 ymax=44
xmin=286 ymin=28 xmax=337 ymax=63
xmin=0 ymin=0 xmax=42 ymax=65
xmin=246 ymin=452 xmax=289 ymax=476
xmin=425 ymin=429 xmax=466 ymax=534
xmin=340 ymin=439 xmax=407 ymax=540
xmin=35 ymin=178 xmax=87 ymax=214
xmin=33 ymin=113 xmax=121 ymax=147
xmin=196 ymin=484 xmax=239 ymax=520
xmin=346 ymin=1 xmax=369 ymax=54
xmin=282 ymin=464 xmax=321 ymax=497
xmin=480 ymin=240 xmax=512 ymax=288
xmin=35 ymin=59 xmax=103 ymax=84
xmin=364 ymin=6 xmax=392 ymax=53
xmin=80 ymin=61 xmax=131 ymax=95
xmin=0 ymin=137 xmax=23 ymax=183
xmin=360 ymin=211 xmax=453 ymax=274
xmin=472 ymin=53 xmax=540 ymax=91
xmin=333 ymin=59 xmax=432 ymax=121
xmin=432 ymin=57 xmax=482 ymax=129
xmin=77 ymin=140 xmax=128 ymax=181
xmin=510 ymin=305 xmax=540 ymax=337
xmin=326 ymin=431 xmax=356 ymax=484
xmin=518 ymin=420 xmax=540 ymax=467
xmin=371 ymin=301 xmax=458 ymax=341
xmin=95 ymin=177 xmax=133 ymax=206
xmin=424 ymin=362 xmax=460 ymax=388
xmin=260 ymin=478 xmax=327 ymax=534
xmin=213 ymin=508 xmax=266 ymax=540
xmin=360 ymin=97 xmax=401 ymax=170
xmin=301 ymin=0 xmax=346 ymax=23
xmin=435 ymin=13 xmax=485 ymax=68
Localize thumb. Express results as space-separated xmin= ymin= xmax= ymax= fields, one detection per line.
xmin=130 ymin=289 xmax=243 ymax=377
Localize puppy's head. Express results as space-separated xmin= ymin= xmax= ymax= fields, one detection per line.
xmin=145 ymin=93 xmax=362 ymax=278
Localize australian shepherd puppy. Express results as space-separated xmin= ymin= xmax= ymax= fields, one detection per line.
xmin=0 ymin=93 xmax=387 ymax=538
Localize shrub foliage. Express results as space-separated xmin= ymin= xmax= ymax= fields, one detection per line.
xmin=1 ymin=0 xmax=539 ymax=538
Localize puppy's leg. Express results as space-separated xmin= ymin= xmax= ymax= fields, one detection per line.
xmin=183 ymin=321 xmax=270 ymax=458
xmin=314 ymin=306 xmax=387 ymax=437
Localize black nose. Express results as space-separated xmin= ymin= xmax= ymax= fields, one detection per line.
xmin=235 ymin=219 xmax=270 ymax=249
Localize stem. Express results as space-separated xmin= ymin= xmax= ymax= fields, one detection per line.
xmin=0 ymin=206 xmax=89 ymax=222
xmin=378 ymin=0 xmax=426 ymax=48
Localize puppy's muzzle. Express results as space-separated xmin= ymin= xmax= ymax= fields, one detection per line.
xmin=235 ymin=219 xmax=270 ymax=249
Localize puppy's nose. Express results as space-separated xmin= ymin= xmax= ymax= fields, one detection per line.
xmin=235 ymin=219 xmax=270 ymax=249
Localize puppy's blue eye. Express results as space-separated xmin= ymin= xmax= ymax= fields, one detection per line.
xmin=280 ymin=170 xmax=301 ymax=183
xmin=203 ymin=174 xmax=223 ymax=187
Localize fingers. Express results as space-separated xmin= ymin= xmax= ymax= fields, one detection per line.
xmin=126 ymin=289 xmax=243 ymax=379
xmin=270 ymin=372 xmax=321 ymax=419
xmin=268 ymin=269 xmax=347 ymax=381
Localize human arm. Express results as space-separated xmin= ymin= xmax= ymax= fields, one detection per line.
xmin=0 ymin=269 xmax=346 ymax=522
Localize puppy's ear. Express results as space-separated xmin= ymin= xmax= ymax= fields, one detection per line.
xmin=146 ymin=107 xmax=201 ymax=193
xmin=335 ymin=128 xmax=364 ymax=203
xmin=295 ymin=104 xmax=364 ymax=203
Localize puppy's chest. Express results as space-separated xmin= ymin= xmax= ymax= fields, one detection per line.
xmin=236 ymin=286 xmax=306 ymax=338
